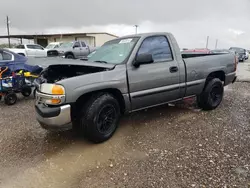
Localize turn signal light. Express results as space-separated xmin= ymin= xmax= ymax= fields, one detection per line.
xmin=52 ymin=85 xmax=65 ymax=95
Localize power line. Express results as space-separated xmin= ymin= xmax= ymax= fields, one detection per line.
xmin=6 ymin=16 xmax=10 ymax=48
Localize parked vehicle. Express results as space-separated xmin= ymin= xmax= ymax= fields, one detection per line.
xmin=35 ymin=32 xmax=237 ymax=143
xmin=5 ymin=44 xmax=48 ymax=57
xmin=182 ymin=48 xmax=211 ymax=54
xmin=0 ymin=48 xmax=43 ymax=74
xmin=0 ymin=49 xmax=43 ymax=104
xmin=229 ymin=47 xmax=246 ymax=62
xmin=47 ymin=41 xmax=96 ymax=59
xmin=245 ymin=50 xmax=249 ymax=60
xmin=45 ymin=42 xmax=62 ymax=50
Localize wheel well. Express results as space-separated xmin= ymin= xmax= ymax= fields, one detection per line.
xmin=65 ymin=52 xmax=74 ymax=58
xmin=75 ymin=89 xmax=126 ymax=114
xmin=18 ymin=53 xmax=25 ymax=56
xmin=204 ymin=71 xmax=225 ymax=88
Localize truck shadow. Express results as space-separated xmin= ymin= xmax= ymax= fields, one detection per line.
xmin=42 ymin=99 xmax=199 ymax=157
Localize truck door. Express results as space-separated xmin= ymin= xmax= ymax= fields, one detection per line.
xmin=34 ymin=44 xmax=47 ymax=57
xmin=80 ymin=41 xmax=90 ymax=57
xmin=72 ymin=42 xmax=81 ymax=58
xmin=127 ymin=35 xmax=181 ymax=110
xmin=26 ymin=45 xmax=37 ymax=57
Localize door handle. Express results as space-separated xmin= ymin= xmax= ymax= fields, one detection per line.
xmin=169 ymin=66 xmax=178 ymax=73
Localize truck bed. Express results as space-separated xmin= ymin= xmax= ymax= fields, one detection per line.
xmin=182 ymin=53 xmax=236 ymax=97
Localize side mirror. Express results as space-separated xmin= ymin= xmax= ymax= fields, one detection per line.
xmin=133 ymin=53 xmax=154 ymax=67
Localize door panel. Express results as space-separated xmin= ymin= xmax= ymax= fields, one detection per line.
xmin=128 ymin=61 xmax=180 ymax=110
xmin=35 ymin=45 xmax=46 ymax=57
xmin=127 ymin=35 xmax=181 ymax=110
xmin=80 ymin=42 xmax=90 ymax=57
xmin=72 ymin=42 xmax=81 ymax=58
xmin=26 ymin=45 xmax=37 ymax=57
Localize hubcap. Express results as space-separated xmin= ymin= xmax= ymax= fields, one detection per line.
xmin=210 ymin=86 xmax=223 ymax=106
xmin=97 ymin=105 xmax=116 ymax=134
xmin=8 ymin=95 xmax=16 ymax=104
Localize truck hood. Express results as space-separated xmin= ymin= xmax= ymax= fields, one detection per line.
xmin=53 ymin=47 xmax=71 ymax=52
xmin=35 ymin=58 xmax=117 ymax=84
xmin=27 ymin=57 xmax=115 ymax=69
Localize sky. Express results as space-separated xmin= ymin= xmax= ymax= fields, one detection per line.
xmin=0 ymin=0 xmax=250 ymax=49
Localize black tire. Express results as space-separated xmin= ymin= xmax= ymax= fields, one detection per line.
xmin=4 ymin=92 xmax=17 ymax=105
xmin=0 ymin=95 xmax=2 ymax=101
xmin=197 ymin=78 xmax=224 ymax=111
xmin=65 ymin=54 xmax=74 ymax=59
xmin=21 ymin=86 xmax=32 ymax=97
xmin=76 ymin=93 xmax=121 ymax=143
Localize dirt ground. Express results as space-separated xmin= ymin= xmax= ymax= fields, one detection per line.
xmin=0 ymin=81 xmax=250 ymax=188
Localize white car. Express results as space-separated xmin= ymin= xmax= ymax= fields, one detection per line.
xmin=45 ymin=42 xmax=62 ymax=50
xmin=5 ymin=44 xmax=48 ymax=57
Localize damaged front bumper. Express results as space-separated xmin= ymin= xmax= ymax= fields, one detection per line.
xmin=35 ymin=91 xmax=72 ymax=130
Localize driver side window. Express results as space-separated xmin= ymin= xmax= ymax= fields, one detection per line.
xmin=137 ymin=36 xmax=173 ymax=62
xmin=34 ymin=45 xmax=44 ymax=50
xmin=74 ymin=42 xmax=80 ymax=48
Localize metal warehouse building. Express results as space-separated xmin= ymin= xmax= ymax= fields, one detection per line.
xmin=0 ymin=32 xmax=118 ymax=47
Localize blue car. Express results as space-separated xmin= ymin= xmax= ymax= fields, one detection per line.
xmin=0 ymin=48 xmax=43 ymax=76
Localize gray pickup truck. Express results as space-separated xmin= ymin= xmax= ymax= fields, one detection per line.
xmin=47 ymin=40 xmax=96 ymax=59
xmin=35 ymin=32 xmax=237 ymax=143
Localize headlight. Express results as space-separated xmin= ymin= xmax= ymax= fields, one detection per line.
xmin=40 ymin=84 xmax=65 ymax=105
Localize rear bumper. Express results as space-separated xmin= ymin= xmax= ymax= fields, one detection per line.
xmin=35 ymin=104 xmax=72 ymax=130
xmin=225 ymin=72 xmax=237 ymax=86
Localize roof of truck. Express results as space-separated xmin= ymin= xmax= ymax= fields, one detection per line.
xmin=118 ymin=32 xmax=171 ymax=39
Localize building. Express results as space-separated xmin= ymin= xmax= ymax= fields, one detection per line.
xmin=0 ymin=32 xmax=118 ymax=47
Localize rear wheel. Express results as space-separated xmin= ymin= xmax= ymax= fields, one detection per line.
xmin=76 ymin=93 xmax=121 ymax=143
xmin=4 ymin=92 xmax=17 ymax=105
xmin=197 ymin=78 xmax=224 ymax=110
xmin=0 ymin=95 xmax=2 ymax=101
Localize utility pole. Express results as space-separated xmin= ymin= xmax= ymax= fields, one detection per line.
xmin=134 ymin=25 xmax=138 ymax=34
xmin=6 ymin=16 xmax=11 ymax=48
xmin=206 ymin=36 xmax=209 ymax=49
xmin=215 ymin=39 xmax=218 ymax=49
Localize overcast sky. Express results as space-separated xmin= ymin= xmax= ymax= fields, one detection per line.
xmin=0 ymin=0 xmax=250 ymax=49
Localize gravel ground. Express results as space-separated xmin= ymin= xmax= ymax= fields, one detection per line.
xmin=0 ymin=82 xmax=250 ymax=188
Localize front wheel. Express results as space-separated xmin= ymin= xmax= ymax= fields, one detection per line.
xmin=21 ymin=86 xmax=32 ymax=97
xmin=65 ymin=54 xmax=74 ymax=59
xmin=197 ymin=78 xmax=224 ymax=111
xmin=77 ymin=93 xmax=121 ymax=143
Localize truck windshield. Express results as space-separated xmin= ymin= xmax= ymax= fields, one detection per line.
xmin=60 ymin=42 xmax=74 ymax=48
xmin=88 ymin=37 xmax=139 ymax=64
xmin=46 ymin=44 xmax=57 ymax=49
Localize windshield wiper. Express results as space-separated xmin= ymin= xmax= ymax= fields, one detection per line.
xmin=94 ymin=60 xmax=108 ymax=64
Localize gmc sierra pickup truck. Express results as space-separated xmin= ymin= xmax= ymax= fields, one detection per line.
xmin=35 ymin=32 xmax=237 ymax=143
